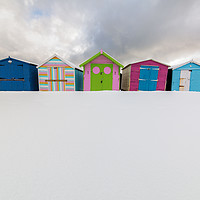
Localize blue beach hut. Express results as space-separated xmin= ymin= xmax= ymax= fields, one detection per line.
xmin=0 ymin=56 xmax=39 ymax=91
xmin=171 ymin=60 xmax=200 ymax=91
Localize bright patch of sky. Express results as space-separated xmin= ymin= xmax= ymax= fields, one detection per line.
xmin=31 ymin=8 xmax=45 ymax=18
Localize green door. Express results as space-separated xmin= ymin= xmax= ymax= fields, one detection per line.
xmin=91 ymin=64 xmax=113 ymax=91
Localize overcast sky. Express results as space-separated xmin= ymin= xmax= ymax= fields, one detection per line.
xmin=1 ymin=0 xmax=200 ymax=66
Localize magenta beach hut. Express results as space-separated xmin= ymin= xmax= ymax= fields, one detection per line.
xmin=79 ymin=50 xmax=123 ymax=91
xmin=121 ymin=59 xmax=170 ymax=91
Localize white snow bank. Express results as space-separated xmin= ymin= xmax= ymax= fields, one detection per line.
xmin=0 ymin=91 xmax=200 ymax=200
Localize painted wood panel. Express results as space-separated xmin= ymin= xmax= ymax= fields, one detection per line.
xmin=121 ymin=65 xmax=131 ymax=91
xmin=179 ymin=70 xmax=191 ymax=91
xmin=84 ymin=63 xmax=91 ymax=91
xmin=38 ymin=67 xmax=48 ymax=91
xmin=157 ymin=67 xmax=168 ymax=91
xmin=190 ymin=70 xmax=200 ymax=91
xmin=171 ymin=70 xmax=180 ymax=91
xmin=112 ymin=64 xmax=120 ymax=91
xmin=130 ymin=65 xmax=140 ymax=91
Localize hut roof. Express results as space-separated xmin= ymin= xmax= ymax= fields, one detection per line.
xmin=79 ymin=50 xmax=124 ymax=68
xmin=123 ymin=59 xmax=170 ymax=70
xmin=171 ymin=60 xmax=200 ymax=70
xmin=0 ymin=56 xmax=37 ymax=66
xmin=37 ymin=54 xmax=82 ymax=71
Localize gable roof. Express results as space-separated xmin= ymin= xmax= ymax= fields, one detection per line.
xmin=171 ymin=60 xmax=200 ymax=70
xmin=37 ymin=54 xmax=82 ymax=71
xmin=123 ymin=59 xmax=170 ymax=70
xmin=0 ymin=56 xmax=37 ymax=66
xmin=79 ymin=50 xmax=124 ymax=68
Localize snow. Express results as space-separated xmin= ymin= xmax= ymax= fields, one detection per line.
xmin=0 ymin=91 xmax=200 ymax=200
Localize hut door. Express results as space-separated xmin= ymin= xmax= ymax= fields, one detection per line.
xmin=91 ymin=64 xmax=113 ymax=91
xmin=47 ymin=67 xmax=66 ymax=91
xmin=179 ymin=70 xmax=191 ymax=91
xmin=138 ymin=66 xmax=159 ymax=91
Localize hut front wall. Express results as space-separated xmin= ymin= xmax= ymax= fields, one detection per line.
xmin=172 ymin=63 xmax=200 ymax=91
xmin=0 ymin=58 xmax=38 ymax=91
xmin=38 ymin=57 xmax=75 ymax=91
xmin=130 ymin=60 xmax=168 ymax=91
xmin=83 ymin=55 xmax=120 ymax=91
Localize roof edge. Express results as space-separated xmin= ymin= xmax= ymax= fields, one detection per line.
xmin=0 ymin=56 xmax=38 ymax=66
xmin=79 ymin=50 xmax=124 ymax=68
xmin=79 ymin=52 xmax=101 ymax=68
xmin=37 ymin=53 xmax=82 ymax=71
xmin=172 ymin=60 xmax=200 ymax=69
xmin=123 ymin=59 xmax=171 ymax=70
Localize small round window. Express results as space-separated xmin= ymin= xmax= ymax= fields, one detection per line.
xmin=93 ymin=67 xmax=100 ymax=74
xmin=104 ymin=67 xmax=111 ymax=74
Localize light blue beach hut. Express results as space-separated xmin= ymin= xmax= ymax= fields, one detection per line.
xmin=171 ymin=60 xmax=200 ymax=91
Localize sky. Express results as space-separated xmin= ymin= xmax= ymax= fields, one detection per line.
xmin=1 ymin=0 xmax=200 ymax=66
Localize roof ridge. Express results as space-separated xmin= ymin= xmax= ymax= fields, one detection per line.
xmin=0 ymin=56 xmax=38 ymax=66
xmin=172 ymin=60 xmax=200 ymax=69
xmin=79 ymin=50 xmax=124 ymax=68
xmin=123 ymin=59 xmax=170 ymax=70
xmin=37 ymin=54 xmax=82 ymax=70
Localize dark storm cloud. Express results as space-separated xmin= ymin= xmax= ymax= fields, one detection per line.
xmin=79 ymin=0 xmax=200 ymax=65
xmin=0 ymin=0 xmax=200 ymax=66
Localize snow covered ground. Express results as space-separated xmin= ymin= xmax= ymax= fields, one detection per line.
xmin=0 ymin=91 xmax=200 ymax=200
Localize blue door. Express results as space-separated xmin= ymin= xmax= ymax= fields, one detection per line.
xmin=139 ymin=66 xmax=159 ymax=91
xmin=139 ymin=67 xmax=149 ymax=91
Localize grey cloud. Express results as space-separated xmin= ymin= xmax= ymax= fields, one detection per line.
xmin=0 ymin=0 xmax=200 ymax=66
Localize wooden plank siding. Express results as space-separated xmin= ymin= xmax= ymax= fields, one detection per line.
xmin=121 ymin=65 xmax=131 ymax=91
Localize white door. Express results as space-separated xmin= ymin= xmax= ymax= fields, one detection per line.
xmin=179 ymin=70 xmax=191 ymax=91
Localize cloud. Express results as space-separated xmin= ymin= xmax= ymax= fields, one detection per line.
xmin=0 ymin=0 xmax=200 ymax=66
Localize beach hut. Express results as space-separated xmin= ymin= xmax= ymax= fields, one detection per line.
xmin=0 ymin=56 xmax=38 ymax=91
xmin=37 ymin=54 xmax=83 ymax=91
xmin=121 ymin=59 xmax=170 ymax=91
xmin=79 ymin=50 xmax=123 ymax=91
xmin=171 ymin=60 xmax=200 ymax=91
